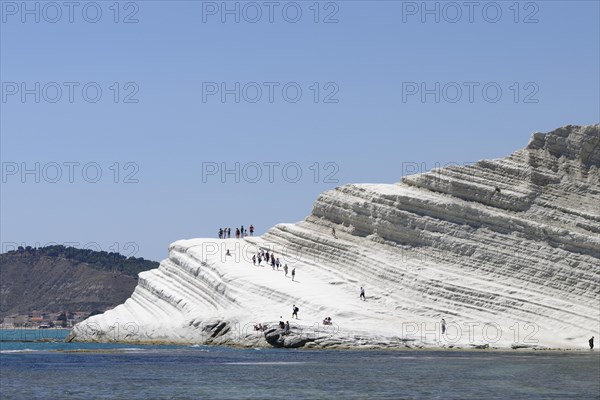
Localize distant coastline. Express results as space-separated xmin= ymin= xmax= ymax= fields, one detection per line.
xmin=0 ymin=245 xmax=159 ymax=325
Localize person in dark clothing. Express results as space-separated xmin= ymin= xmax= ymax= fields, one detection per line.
xmin=292 ymin=305 xmax=299 ymax=319
xmin=590 ymin=336 xmax=595 ymax=350
xmin=252 ymin=254 xmax=256 ymax=265
xmin=249 ymin=225 xmax=254 ymax=236
xmin=291 ymin=268 xmax=296 ymax=281
xmin=218 ymin=228 xmax=223 ymax=239
xmin=360 ymin=287 xmax=365 ymax=301
xmin=235 ymin=228 xmax=240 ymax=239
xmin=227 ymin=228 xmax=231 ymax=238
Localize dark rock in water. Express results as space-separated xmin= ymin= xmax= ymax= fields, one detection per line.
xmin=264 ymin=328 xmax=315 ymax=348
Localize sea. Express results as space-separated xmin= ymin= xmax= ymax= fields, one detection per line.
xmin=1 ymin=329 xmax=599 ymax=399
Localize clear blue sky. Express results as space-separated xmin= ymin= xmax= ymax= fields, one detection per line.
xmin=1 ymin=0 xmax=599 ymax=261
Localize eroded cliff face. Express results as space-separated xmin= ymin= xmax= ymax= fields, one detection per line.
xmin=69 ymin=125 xmax=600 ymax=349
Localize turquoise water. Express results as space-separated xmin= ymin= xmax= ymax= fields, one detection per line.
xmin=1 ymin=330 xmax=599 ymax=399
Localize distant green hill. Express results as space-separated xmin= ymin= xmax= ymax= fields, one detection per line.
xmin=0 ymin=245 xmax=159 ymax=318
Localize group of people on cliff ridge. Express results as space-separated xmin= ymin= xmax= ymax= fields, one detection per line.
xmin=218 ymin=225 xmax=254 ymax=239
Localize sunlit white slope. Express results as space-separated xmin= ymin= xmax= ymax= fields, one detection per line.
xmin=69 ymin=124 xmax=600 ymax=349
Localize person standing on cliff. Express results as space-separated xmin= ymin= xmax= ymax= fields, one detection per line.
xmin=292 ymin=305 xmax=299 ymax=319
xmin=332 ymin=227 xmax=337 ymax=239
xmin=360 ymin=287 xmax=365 ymax=301
xmin=590 ymin=336 xmax=594 ymax=350
xmin=441 ymin=318 xmax=447 ymax=335
xmin=284 ymin=264 xmax=289 ymax=277
xmin=227 ymin=228 xmax=231 ymax=238
xmin=291 ymin=267 xmax=296 ymax=281
xmin=249 ymin=225 xmax=254 ymax=236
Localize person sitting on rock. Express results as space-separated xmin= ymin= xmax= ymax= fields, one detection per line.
xmin=226 ymin=249 xmax=231 ymax=256
xmin=323 ymin=317 xmax=332 ymax=325
xmin=279 ymin=320 xmax=285 ymax=330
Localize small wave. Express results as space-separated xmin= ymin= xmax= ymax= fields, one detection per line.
xmin=0 ymin=349 xmax=38 ymax=354
xmin=225 ymin=362 xmax=306 ymax=365
xmin=60 ymin=348 xmax=151 ymax=354
xmin=188 ymin=345 xmax=210 ymax=351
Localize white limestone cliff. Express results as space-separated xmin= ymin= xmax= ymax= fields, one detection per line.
xmin=68 ymin=124 xmax=600 ymax=349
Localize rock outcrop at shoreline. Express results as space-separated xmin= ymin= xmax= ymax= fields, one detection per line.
xmin=68 ymin=124 xmax=600 ymax=350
